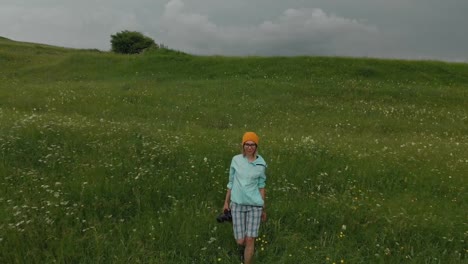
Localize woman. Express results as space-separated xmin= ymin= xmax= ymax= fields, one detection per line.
xmin=223 ymin=132 xmax=267 ymax=264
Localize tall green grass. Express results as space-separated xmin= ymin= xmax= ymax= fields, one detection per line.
xmin=1 ymin=38 xmax=467 ymax=263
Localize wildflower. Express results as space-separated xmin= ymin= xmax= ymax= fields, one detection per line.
xmin=384 ymin=248 xmax=391 ymax=255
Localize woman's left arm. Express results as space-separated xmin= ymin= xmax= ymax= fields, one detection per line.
xmin=258 ymin=163 xmax=267 ymax=221
xmin=259 ymin=188 xmax=267 ymax=222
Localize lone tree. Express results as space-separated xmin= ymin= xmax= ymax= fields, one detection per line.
xmin=110 ymin=30 xmax=157 ymax=54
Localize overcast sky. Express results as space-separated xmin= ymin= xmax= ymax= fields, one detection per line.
xmin=1 ymin=0 xmax=467 ymax=62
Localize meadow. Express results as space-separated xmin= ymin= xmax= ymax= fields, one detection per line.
xmin=0 ymin=37 xmax=467 ymax=263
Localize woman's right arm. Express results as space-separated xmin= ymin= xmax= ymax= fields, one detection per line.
xmin=223 ymin=189 xmax=231 ymax=211
xmin=224 ymin=157 xmax=235 ymax=211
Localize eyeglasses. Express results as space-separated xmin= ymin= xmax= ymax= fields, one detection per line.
xmin=244 ymin=143 xmax=257 ymax=148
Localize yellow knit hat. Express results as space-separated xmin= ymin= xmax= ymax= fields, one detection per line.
xmin=242 ymin=132 xmax=259 ymax=145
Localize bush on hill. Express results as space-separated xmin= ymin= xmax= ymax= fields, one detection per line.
xmin=110 ymin=30 xmax=158 ymax=54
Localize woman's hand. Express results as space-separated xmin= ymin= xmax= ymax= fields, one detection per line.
xmin=223 ymin=202 xmax=230 ymax=212
xmin=223 ymin=189 xmax=231 ymax=212
xmin=261 ymin=209 xmax=267 ymax=222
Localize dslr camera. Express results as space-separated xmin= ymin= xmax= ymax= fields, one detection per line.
xmin=216 ymin=209 xmax=232 ymax=223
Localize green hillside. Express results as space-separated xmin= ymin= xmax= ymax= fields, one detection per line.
xmin=1 ymin=38 xmax=467 ymax=263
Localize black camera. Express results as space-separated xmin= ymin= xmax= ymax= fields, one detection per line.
xmin=216 ymin=209 xmax=232 ymax=223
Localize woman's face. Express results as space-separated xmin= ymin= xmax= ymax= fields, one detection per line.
xmin=243 ymin=140 xmax=257 ymax=156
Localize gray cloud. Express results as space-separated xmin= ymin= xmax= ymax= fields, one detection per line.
xmin=158 ymin=0 xmax=379 ymax=56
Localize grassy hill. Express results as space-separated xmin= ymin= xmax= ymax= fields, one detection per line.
xmin=1 ymin=37 xmax=467 ymax=263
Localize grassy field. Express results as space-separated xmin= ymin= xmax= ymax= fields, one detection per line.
xmin=0 ymin=37 xmax=467 ymax=263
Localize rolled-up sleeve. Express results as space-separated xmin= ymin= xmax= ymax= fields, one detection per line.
xmin=257 ymin=167 xmax=266 ymax=188
xmin=227 ymin=159 xmax=235 ymax=189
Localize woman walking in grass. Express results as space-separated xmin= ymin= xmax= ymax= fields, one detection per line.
xmin=223 ymin=132 xmax=267 ymax=264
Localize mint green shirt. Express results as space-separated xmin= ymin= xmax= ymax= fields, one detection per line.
xmin=227 ymin=154 xmax=267 ymax=206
